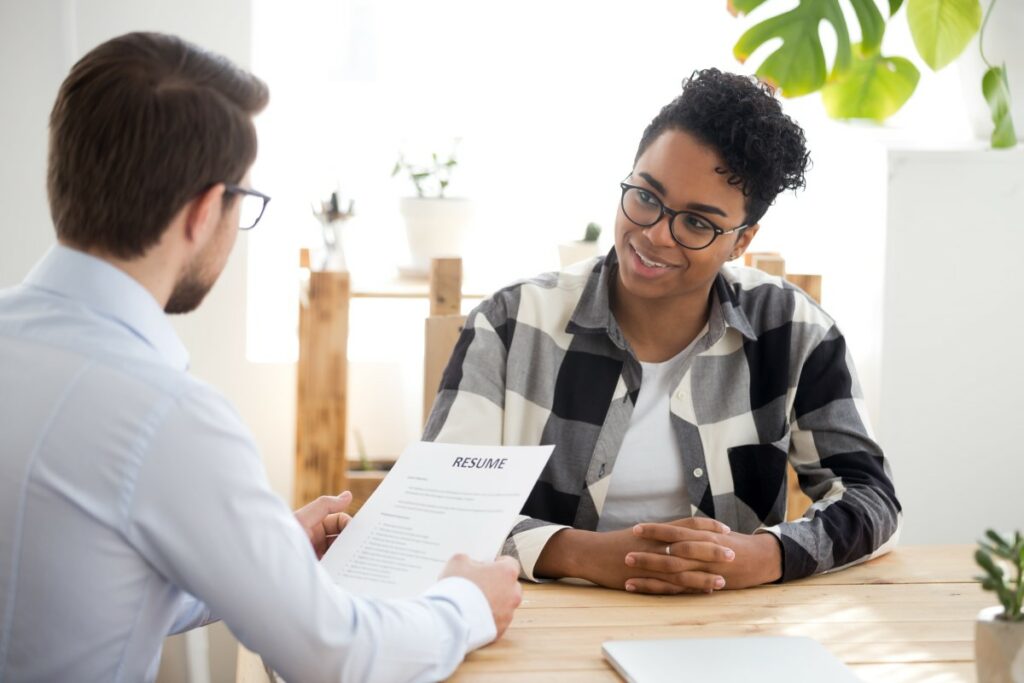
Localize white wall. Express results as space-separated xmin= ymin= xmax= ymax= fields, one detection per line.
xmin=0 ymin=0 xmax=67 ymax=284
xmin=879 ymin=147 xmax=1024 ymax=544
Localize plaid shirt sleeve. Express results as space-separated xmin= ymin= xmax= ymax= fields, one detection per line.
xmin=755 ymin=319 xmax=902 ymax=581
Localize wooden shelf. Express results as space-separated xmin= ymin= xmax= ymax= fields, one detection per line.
xmin=348 ymin=275 xmax=488 ymax=300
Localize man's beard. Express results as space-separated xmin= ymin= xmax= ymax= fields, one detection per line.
xmin=165 ymin=259 xmax=215 ymax=314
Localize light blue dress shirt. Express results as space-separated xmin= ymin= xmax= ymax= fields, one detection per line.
xmin=0 ymin=245 xmax=494 ymax=683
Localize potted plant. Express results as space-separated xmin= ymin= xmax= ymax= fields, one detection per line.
xmin=558 ymin=222 xmax=603 ymax=268
xmin=728 ymin=0 xmax=1016 ymax=147
xmin=392 ymin=143 xmax=473 ymax=277
xmin=974 ymin=529 xmax=1024 ymax=682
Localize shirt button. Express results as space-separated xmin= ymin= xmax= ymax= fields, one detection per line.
xmin=693 ymin=467 xmax=704 ymax=478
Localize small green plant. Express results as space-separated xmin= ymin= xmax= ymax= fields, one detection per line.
xmin=583 ymin=222 xmax=602 ymax=242
xmin=975 ymin=529 xmax=1024 ymax=622
xmin=391 ymin=147 xmax=458 ymax=199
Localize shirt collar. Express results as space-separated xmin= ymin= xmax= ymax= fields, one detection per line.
xmin=23 ymin=244 xmax=190 ymax=370
xmin=566 ymin=247 xmax=758 ymax=346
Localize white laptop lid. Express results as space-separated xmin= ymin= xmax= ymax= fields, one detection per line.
xmin=602 ymin=636 xmax=863 ymax=683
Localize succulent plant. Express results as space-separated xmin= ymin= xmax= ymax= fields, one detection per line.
xmin=975 ymin=529 xmax=1024 ymax=622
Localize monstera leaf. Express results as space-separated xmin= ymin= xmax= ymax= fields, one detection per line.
xmin=731 ymin=0 xmax=885 ymax=97
xmin=906 ymin=0 xmax=982 ymax=71
xmin=822 ymin=44 xmax=920 ymax=121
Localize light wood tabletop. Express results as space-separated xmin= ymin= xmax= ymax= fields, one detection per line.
xmin=450 ymin=544 xmax=985 ymax=682
xmin=238 ymin=544 xmax=987 ymax=682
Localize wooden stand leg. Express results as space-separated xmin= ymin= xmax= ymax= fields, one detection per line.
xmin=294 ymin=250 xmax=350 ymax=505
xmin=423 ymin=258 xmax=465 ymax=424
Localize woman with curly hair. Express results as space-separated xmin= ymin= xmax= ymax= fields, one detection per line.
xmin=424 ymin=68 xmax=902 ymax=594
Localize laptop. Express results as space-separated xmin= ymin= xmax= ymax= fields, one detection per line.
xmin=602 ymin=636 xmax=863 ymax=683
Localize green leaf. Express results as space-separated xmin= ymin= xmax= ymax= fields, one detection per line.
xmin=986 ymin=529 xmax=1011 ymax=550
xmin=907 ymin=0 xmax=982 ymax=71
xmin=977 ymin=549 xmax=1006 ymax=580
xmin=733 ymin=0 xmax=896 ymax=97
xmin=889 ymin=0 xmax=905 ymax=15
xmin=734 ymin=0 xmax=855 ymax=97
xmin=391 ymin=161 xmax=402 ymax=177
xmin=982 ymin=65 xmax=1018 ymax=148
xmin=980 ymin=576 xmax=1001 ymax=591
xmin=822 ymin=45 xmax=919 ymax=121
xmin=981 ymin=542 xmax=1015 ymax=561
xmin=849 ymin=0 xmax=886 ymax=54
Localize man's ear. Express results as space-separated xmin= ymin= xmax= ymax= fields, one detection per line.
xmin=183 ymin=183 xmax=226 ymax=247
xmin=731 ymin=224 xmax=760 ymax=261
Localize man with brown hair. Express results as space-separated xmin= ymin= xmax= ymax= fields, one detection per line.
xmin=0 ymin=32 xmax=521 ymax=683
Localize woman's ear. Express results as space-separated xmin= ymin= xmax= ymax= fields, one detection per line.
xmin=183 ymin=183 xmax=226 ymax=247
xmin=729 ymin=224 xmax=760 ymax=261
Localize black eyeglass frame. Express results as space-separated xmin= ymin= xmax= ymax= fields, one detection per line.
xmin=224 ymin=183 xmax=271 ymax=230
xmin=619 ymin=181 xmax=749 ymax=251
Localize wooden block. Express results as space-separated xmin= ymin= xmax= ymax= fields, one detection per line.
xmin=785 ymin=273 xmax=823 ymax=304
xmin=747 ymin=252 xmax=786 ymax=276
xmin=294 ymin=267 xmax=350 ymax=506
xmin=423 ymin=314 xmax=466 ymax=423
xmin=429 ymin=257 xmax=462 ymax=316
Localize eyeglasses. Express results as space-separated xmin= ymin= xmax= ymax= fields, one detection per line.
xmin=619 ymin=181 xmax=748 ymax=250
xmin=224 ymin=183 xmax=271 ymax=230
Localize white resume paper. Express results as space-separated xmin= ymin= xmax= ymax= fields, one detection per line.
xmin=320 ymin=441 xmax=553 ymax=598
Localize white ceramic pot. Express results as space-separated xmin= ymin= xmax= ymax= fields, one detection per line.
xmin=558 ymin=240 xmax=601 ymax=269
xmin=958 ymin=2 xmax=1024 ymax=143
xmin=399 ymin=197 xmax=473 ymax=276
xmin=976 ymin=605 xmax=1024 ymax=683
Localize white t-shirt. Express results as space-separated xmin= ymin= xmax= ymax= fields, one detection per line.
xmin=597 ymin=331 xmax=706 ymax=532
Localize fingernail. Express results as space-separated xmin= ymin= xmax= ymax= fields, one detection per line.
xmin=625 ymin=555 xmax=636 ymax=566
xmin=632 ymin=524 xmax=643 ymax=535
xmin=625 ymin=583 xmax=636 ymax=592
xmin=721 ymin=524 xmax=731 ymax=533
xmin=714 ymin=577 xmax=726 ymax=589
xmin=339 ymin=491 xmax=352 ymax=499
xmin=724 ymin=549 xmax=735 ymax=561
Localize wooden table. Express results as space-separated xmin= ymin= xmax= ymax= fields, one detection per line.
xmin=452 ymin=544 xmax=984 ymax=682
xmin=238 ymin=545 xmax=987 ymax=682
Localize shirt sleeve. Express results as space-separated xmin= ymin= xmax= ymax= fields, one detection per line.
xmin=422 ymin=294 xmax=570 ymax=582
xmin=758 ymin=324 xmax=903 ymax=582
xmin=125 ymin=385 xmax=496 ymax=683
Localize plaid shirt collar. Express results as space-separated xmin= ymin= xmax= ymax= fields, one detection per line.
xmin=566 ymin=248 xmax=758 ymax=348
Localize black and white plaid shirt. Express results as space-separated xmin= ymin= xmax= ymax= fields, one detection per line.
xmin=425 ymin=250 xmax=901 ymax=582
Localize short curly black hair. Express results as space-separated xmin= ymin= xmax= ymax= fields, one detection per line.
xmin=635 ymin=68 xmax=810 ymax=226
